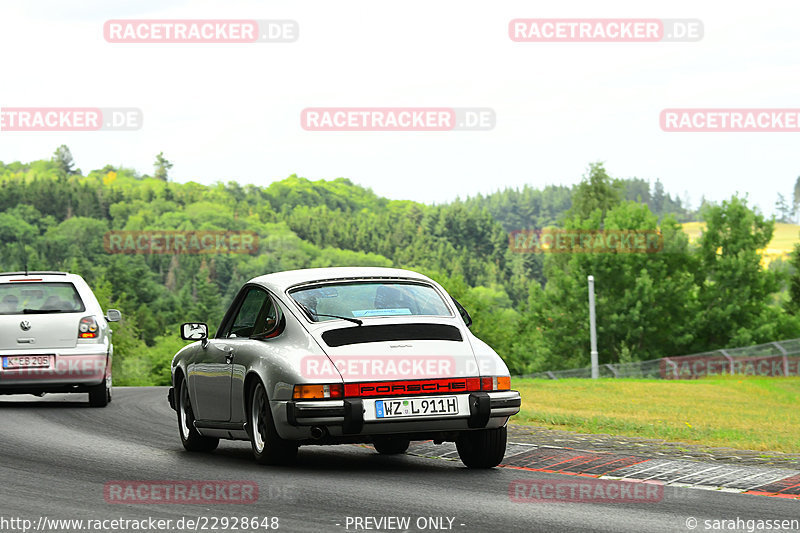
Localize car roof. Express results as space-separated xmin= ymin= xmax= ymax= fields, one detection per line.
xmin=249 ymin=267 xmax=435 ymax=292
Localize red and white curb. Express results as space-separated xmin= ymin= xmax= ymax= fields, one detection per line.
xmin=407 ymin=441 xmax=800 ymax=499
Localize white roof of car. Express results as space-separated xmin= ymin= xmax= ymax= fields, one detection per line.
xmin=250 ymin=267 xmax=435 ymax=292
xmin=0 ymin=271 xmax=82 ymax=283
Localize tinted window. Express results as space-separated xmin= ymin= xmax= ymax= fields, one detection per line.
xmin=290 ymin=281 xmax=451 ymax=322
xmin=0 ymin=282 xmax=85 ymax=315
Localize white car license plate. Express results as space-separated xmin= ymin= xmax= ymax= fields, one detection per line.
xmin=375 ymin=396 xmax=459 ymax=419
xmin=2 ymin=355 xmax=51 ymax=369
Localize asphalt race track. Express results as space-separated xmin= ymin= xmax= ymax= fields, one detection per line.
xmin=1 ymin=387 xmax=797 ymax=533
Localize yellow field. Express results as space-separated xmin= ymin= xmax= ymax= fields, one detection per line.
xmin=512 ymin=377 xmax=800 ymax=453
xmin=682 ymin=221 xmax=800 ymax=265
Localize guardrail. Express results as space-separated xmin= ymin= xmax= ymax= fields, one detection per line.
xmin=516 ymin=338 xmax=800 ymax=379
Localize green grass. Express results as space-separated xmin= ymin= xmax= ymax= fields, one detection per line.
xmin=511 ymin=376 xmax=800 ymax=453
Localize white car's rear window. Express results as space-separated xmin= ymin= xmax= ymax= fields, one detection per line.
xmin=0 ymin=282 xmax=85 ymax=315
xmin=290 ymin=281 xmax=451 ymax=322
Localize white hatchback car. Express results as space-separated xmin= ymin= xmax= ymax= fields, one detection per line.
xmin=0 ymin=271 xmax=120 ymax=407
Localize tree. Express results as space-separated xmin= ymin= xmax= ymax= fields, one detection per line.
xmin=694 ymin=196 xmax=784 ymax=348
xmin=52 ymin=145 xmax=76 ymax=175
xmin=651 ymin=179 xmax=666 ymax=215
xmin=154 ymin=152 xmax=173 ymax=181
xmin=775 ymin=193 xmax=792 ymax=223
xmin=786 ymin=242 xmax=800 ymax=315
xmin=623 ymin=178 xmax=651 ymax=204
xmin=565 ymin=162 xmax=622 ymax=223
xmin=793 ymin=176 xmax=800 ymax=223
xmin=191 ymin=260 xmax=223 ymax=332
xmin=520 ymin=201 xmax=697 ymax=370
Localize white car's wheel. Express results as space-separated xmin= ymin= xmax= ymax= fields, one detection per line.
xmin=456 ymin=426 xmax=507 ymax=468
xmin=249 ymin=381 xmax=298 ymax=465
xmin=177 ymin=378 xmax=219 ymax=452
xmin=88 ymin=377 xmax=111 ymax=408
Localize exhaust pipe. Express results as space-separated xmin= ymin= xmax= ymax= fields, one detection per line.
xmin=310 ymin=426 xmax=326 ymax=440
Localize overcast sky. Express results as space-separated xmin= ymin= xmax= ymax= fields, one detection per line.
xmin=0 ymin=1 xmax=798 ymax=216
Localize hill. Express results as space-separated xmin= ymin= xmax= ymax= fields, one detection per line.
xmin=1 ymin=155 xmax=796 ymax=382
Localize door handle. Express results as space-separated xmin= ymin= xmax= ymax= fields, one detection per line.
xmin=224 ymin=346 xmax=234 ymax=364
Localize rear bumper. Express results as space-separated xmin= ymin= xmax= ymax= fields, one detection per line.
xmin=0 ymin=348 xmax=109 ymax=392
xmin=279 ymin=390 xmax=521 ymax=440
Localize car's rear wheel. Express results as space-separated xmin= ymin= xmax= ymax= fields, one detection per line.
xmin=249 ymin=381 xmax=298 ymax=465
xmin=88 ymin=377 xmax=111 ymax=408
xmin=372 ymin=437 xmax=410 ymax=455
xmin=177 ymin=377 xmax=219 ymax=452
xmin=456 ymin=426 xmax=507 ymax=468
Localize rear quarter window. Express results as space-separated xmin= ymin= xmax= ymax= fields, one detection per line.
xmin=0 ymin=282 xmax=85 ymax=315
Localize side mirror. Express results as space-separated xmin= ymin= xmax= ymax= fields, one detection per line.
xmin=106 ymin=309 xmax=122 ymax=322
xmin=181 ymin=322 xmax=208 ymax=341
xmin=452 ymin=298 xmax=472 ymax=328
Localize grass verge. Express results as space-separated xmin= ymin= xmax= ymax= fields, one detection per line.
xmin=511 ymin=376 xmax=800 ymax=453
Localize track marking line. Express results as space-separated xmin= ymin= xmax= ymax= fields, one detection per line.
xmin=666 ymin=466 xmax=723 ymax=484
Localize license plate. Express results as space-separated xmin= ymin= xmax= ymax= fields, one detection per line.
xmin=2 ymin=355 xmax=51 ymax=369
xmin=375 ymin=396 xmax=459 ymax=419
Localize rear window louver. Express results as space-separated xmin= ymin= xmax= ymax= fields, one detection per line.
xmin=321 ymin=323 xmax=463 ymax=347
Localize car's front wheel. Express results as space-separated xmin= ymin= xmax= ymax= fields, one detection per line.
xmin=372 ymin=437 xmax=410 ymax=455
xmin=456 ymin=426 xmax=507 ymax=468
xmin=177 ymin=377 xmax=219 ymax=452
xmin=249 ymin=381 xmax=298 ymax=465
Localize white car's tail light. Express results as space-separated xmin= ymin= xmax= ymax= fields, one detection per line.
xmin=78 ymin=316 xmax=99 ymax=339
xmin=480 ymin=376 xmax=511 ymax=391
xmin=293 ymin=383 xmax=344 ymax=400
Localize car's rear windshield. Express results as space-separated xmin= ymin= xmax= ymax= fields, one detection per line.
xmin=289 ymin=281 xmax=451 ymax=322
xmin=0 ymin=282 xmax=85 ymax=315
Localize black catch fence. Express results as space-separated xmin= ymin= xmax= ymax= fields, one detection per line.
xmin=516 ymin=338 xmax=800 ymax=379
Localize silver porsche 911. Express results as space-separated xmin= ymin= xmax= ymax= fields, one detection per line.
xmin=168 ymin=267 xmax=521 ymax=468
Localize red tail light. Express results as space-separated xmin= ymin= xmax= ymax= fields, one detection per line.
xmin=293 ymin=383 xmax=344 ymax=399
xmin=78 ymin=316 xmax=99 ymax=339
xmin=480 ymin=376 xmax=512 ymax=391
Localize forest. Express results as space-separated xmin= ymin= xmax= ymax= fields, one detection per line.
xmin=1 ymin=147 xmax=798 ymax=384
